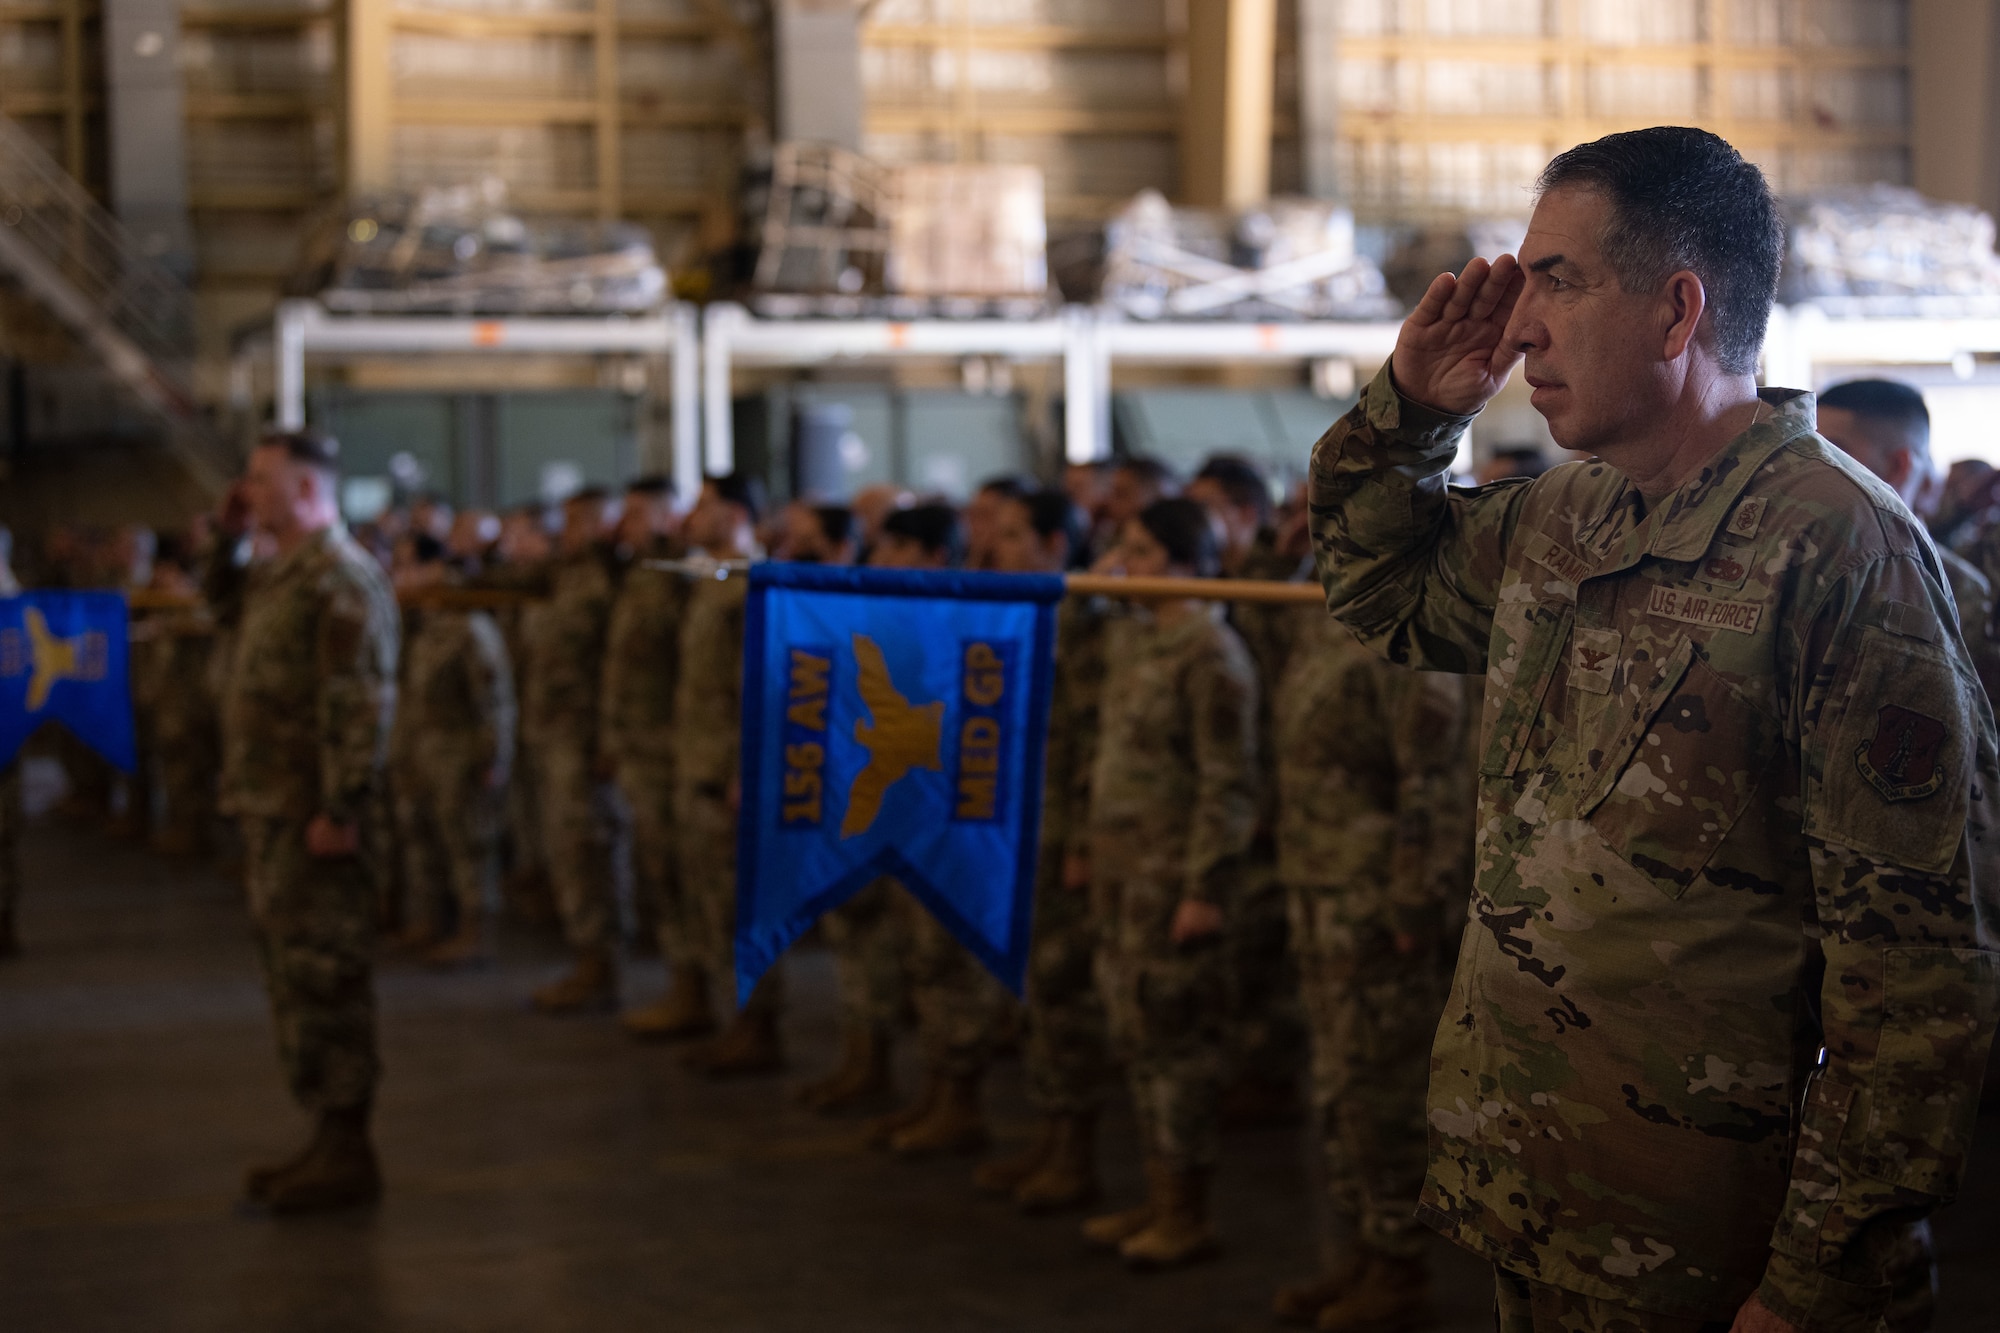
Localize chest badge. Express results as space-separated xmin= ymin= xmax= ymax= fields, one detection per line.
xmin=1855 ymin=705 xmax=1948 ymax=802
xmin=1725 ymin=498 xmax=1768 ymax=540
xmin=1700 ymin=554 xmax=1749 ymax=590
xmin=1569 ymin=627 xmax=1621 ymax=695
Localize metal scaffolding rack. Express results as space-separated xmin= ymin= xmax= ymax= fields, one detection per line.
xmin=272 ymin=299 xmax=703 ymax=504
xmin=271 ymin=299 xmax=2000 ymax=493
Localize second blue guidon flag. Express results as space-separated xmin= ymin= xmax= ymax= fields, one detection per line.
xmin=0 ymin=591 xmax=137 ymax=773
xmin=736 ymin=563 xmax=1064 ymax=1003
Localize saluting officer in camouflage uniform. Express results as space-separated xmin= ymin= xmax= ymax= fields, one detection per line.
xmin=675 ymin=474 xmax=783 ymax=1076
xmin=601 ymin=477 xmax=708 ymax=1040
xmin=1310 ymin=128 xmax=2000 ymax=1332
xmin=487 ymin=488 xmax=628 ymax=1013
xmin=1269 ymin=609 xmax=1472 ymax=1331
xmin=1081 ymin=498 xmax=1259 ymax=1271
xmin=971 ymin=487 xmax=1114 ymax=1211
xmin=208 ymin=431 xmax=399 ymax=1214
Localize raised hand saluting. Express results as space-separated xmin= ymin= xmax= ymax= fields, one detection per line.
xmin=1389 ymin=254 xmax=1525 ymax=417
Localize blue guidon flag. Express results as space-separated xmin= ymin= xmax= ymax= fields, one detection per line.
xmin=735 ymin=563 xmax=1064 ymax=1003
xmin=0 ymin=591 xmax=137 ymax=772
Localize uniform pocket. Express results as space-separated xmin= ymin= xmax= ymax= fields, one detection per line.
xmin=1582 ymin=646 xmax=1777 ymax=900
xmin=1478 ymin=603 xmax=1572 ymax=778
xmin=1860 ymin=946 xmax=2000 ymax=1196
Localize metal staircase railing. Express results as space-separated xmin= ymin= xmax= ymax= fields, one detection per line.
xmin=0 ymin=112 xmax=233 ymax=490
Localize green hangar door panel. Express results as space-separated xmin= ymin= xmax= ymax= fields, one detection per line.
xmin=1114 ymin=388 xmax=1353 ymax=486
xmin=899 ymin=391 xmax=1029 ymax=501
xmin=313 ymin=391 xmax=456 ymax=520
xmin=496 ymin=392 xmax=640 ymax=507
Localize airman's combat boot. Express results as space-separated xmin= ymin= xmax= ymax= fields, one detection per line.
xmin=622 ymin=965 xmax=715 ymax=1041
xmin=972 ymin=1116 xmax=1057 ymax=1195
xmin=531 ymin=946 xmax=618 ymax=1013
xmin=866 ymin=1071 xmax=941 ymax=1148
xmin=259 ymin=1106 xmax=383 ymax=1215
xmin=685 ymin=1007 xmax=783 ymax=1077
xmin=1312 ymin=1252 xmax=1429 ymax=1333
xmin=1119 ymin=1164 xmax=1218 ymax=1270
xmin=796 ymin=1022 xmax=892 ymax=1111
xmin=889 ymin=1070 xmax=988 ymax=1156
xmin=426 ymin=914 xmax=493 ymax=970
xmin=1273 ymin=1251 xmax=1370 ymax=1325
xmin=1013 ymin=1111 xmax=1099 ymax=1213
xmin=1082 ymin=1156 xmax=1165 ymax=1250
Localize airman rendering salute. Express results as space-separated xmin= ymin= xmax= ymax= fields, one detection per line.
xmin=1309 ymin=127 xmax=2000 ymax=1331
xmin=602 ymin=477 xmax=705 ymax=1039
xmin=208 ymin=431 xmax=400 ymax=1214
xmin=676 ymin=473 xmax=783 ymax=1075
xmin=486 ymin=487 xmax=628 ymax=1012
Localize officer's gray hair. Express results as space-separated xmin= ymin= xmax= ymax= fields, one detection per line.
xmin=1538 ymin=127 xmax=1784 ymax=377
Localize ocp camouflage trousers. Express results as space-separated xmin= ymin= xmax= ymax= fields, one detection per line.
xmin=1492 ymin=1270 xmax=1728 ymax=1333
xmin=399 ymin=757 xmax=500 ymax=932
xmin=1094 ymin=861 xmax=1228 ymax=1170
xmin=242 ymin=816 xmax=380 ymax=1113
xmin=908 ymin=898 xmax=1004 ymax=1078
xmin=677 ymin=783 xmax=783 ymax=1017
xmin=823 ymin=876 xmax=908 ymax=1030
xmin=1226 ymin=861 xmax=1305 ymax=1087
xmin=535 ymin=737 xmax=625 ymax=952
xmin=1024 ymin=848 xmax=1111 ymax=1114
xmin=621 ymin=757 xmax=701 ymax=970
xmin=1290 ymin=889 xmax=1449 ymax=1260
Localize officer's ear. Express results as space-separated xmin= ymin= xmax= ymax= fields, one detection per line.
xmin=1660 ymin=269 xmax=1708 ymax=363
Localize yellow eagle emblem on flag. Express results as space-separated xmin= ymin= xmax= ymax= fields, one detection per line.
xmin=842 ymin=633 xmax=943 ymax=838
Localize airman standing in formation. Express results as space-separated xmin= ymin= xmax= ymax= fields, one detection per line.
xmin=972 ymin=487 xmax=1111 ymax=1211
xmin=675 ymin=473 xmax=781 ymax=1074
xmin=1312 ymin=126 xmax=2000 ymax=1331
xmin=1270 ymin=609 xmax=1471 ymax=1330
xmin=603 ymin=476 xmax=706 ymax=1039
xmin=208 ymin=430 xmax=400 ymax=1215
xmin=1081 ymin=497 xmax=1259 ymax=1271
xmin=858 ymin=504 xmax=1011 ymax=1156
xmin=1189 ymin=455 xmax=1309 ymax=1124
xmin=392 ymin=532 xmax=517 ymax=968
xmin=489 ymin=487 xmax=629 ymax=1013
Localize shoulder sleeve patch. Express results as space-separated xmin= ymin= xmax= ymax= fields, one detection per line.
xmin=1806 ymin=625 xmax=1978 ymax=874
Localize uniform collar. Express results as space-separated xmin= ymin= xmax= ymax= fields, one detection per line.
xmin=268 ymin=523 xmax=341 ymax=582
xmin=1587 ymin=388 xmax=1815 ymax=578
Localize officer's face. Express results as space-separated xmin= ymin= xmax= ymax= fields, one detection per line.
xmin=988 ymin=499 xmax=1061 ymax=574
xmin=1107 ymin=519 xmax=1172 ymax=579
xmin=1503 ymin=186 xmax=1682 ymax=457
xmin=244 ymin=446 xmax=308 ymax=535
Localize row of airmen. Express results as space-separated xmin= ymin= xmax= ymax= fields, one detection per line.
xmin=0 ymin=372 xmax=1989 ymax=1331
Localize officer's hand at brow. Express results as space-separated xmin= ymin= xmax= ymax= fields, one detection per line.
xmin=1170 ymin=899 xmax=1223 ymax=945
xmin=1728 ymin=1292 xmax=1801 ymax=1333
xmin=1389 ymin=254 xmax=1526 ymax=418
